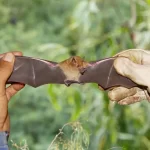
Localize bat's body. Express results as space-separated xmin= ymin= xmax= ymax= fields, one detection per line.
xmin=58 ymin=56 xmax=89 ymax=86
xmin=6 ymin=56 xmax=140 ymax=90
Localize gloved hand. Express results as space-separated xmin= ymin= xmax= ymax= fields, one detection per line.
xmin=108 ymin=49 xmax=150 ymax=105
xmin=0 ymin=52 xmax=25 ymax=132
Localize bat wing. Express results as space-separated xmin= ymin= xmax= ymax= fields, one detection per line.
xmin=7 ymin=56 xmax=66 ymax=87
xmin=79 ymin=57 xmax=139 ymax=90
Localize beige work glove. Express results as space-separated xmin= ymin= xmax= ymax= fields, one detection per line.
xmin=108 ymin=49 xmax=150 ymax=105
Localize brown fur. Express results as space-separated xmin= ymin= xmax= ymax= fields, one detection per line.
xmin=59 ymin=56 xmax=89 ymax=81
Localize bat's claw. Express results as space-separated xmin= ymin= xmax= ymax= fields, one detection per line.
xmin=64 ymin=80 xmax=79 ymax=87
xmin=79 ymin=68 xmax=87 ymax=75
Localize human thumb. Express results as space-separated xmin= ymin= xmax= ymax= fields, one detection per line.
xmin=0 ymin=53 xmax=15 ymax=96
xmin=114 ymin=57 xmax=150 ymax=88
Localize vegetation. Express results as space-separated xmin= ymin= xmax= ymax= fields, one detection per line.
xmin=0 ymin=0 xmax=150 ymax=149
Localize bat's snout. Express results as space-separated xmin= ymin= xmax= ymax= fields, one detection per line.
xmin=64 ymin=80 xmax=80 ymax=87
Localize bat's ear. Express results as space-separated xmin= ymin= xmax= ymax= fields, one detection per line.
xmin=70 ymin=57 xmax=78 ymax=66
xmin=71 ymin=57 xmax=76 ymax=64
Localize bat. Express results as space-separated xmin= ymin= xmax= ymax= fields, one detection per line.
xmin=6 ymin=56 xmax=140 ymax=90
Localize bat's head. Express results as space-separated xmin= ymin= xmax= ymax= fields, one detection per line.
xmin=68 ymin=56 xmax=89 ymax=74
xmin=59 ymin=56 xmax=90 ymax=83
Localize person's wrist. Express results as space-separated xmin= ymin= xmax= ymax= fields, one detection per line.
xmin=0 ymin=131 xmax=9 ymax=146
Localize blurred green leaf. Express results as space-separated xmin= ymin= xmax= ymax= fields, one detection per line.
xmin=1 ymin=0 xmax=149 ymax=149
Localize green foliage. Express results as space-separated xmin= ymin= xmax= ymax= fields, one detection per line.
xmin=0 ymin=0 xmax=149 ymax=149
xmin=11 ymin=139 xmax=29 ymax=150
xmin=47 ymin=122 xmax=89 ymax=150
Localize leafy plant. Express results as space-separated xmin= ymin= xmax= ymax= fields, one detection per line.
xmin=0 ymin=0 xmax=148 ymax=149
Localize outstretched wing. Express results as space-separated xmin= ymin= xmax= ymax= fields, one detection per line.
xmin=7 ymin=56 xmax=66 ymax=87
xmin=79 ymin=57 xmax=138 ymax=90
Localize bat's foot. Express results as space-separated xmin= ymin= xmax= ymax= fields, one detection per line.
xmin=64 ymin=80 xmax=79 ymax=87
xmin=79 ymin=68 xmax=87 ymax=75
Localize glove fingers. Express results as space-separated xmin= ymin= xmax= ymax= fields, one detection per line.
xmin=118 ymin=90 xmax=148 ymax=105
xmin=108 ymin=87 xmax=139 ymax=101
xmin=114 ymin=49 xmax=144 ymax=63
xmin=114 ymin=57 xmax=150 ymax=87
xmin=114 ymin=49 xmax=150 ymax=64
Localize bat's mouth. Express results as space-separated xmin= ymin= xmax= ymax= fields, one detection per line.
xmin=64 ymin=80 xmax=80 ymax=87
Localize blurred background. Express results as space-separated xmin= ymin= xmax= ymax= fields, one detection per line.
xmin=0 ymin=0 xmax=150 ymax=149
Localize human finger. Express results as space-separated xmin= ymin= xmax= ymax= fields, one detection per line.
xmin=0 ymin=51 xmax=23 ymax=58
xmin=6 ymin=83 xmax=25 ymax=100
xmin=114 ymin=57 xmax=150 ymax=88
xmin=0 ymin=53 xmax=15 ymax=96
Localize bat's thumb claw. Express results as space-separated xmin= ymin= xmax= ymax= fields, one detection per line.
xmin=98 ymin=85 xmax=105 ymax=91
xmin=79 ymin=68 xmax=87 ymax=75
